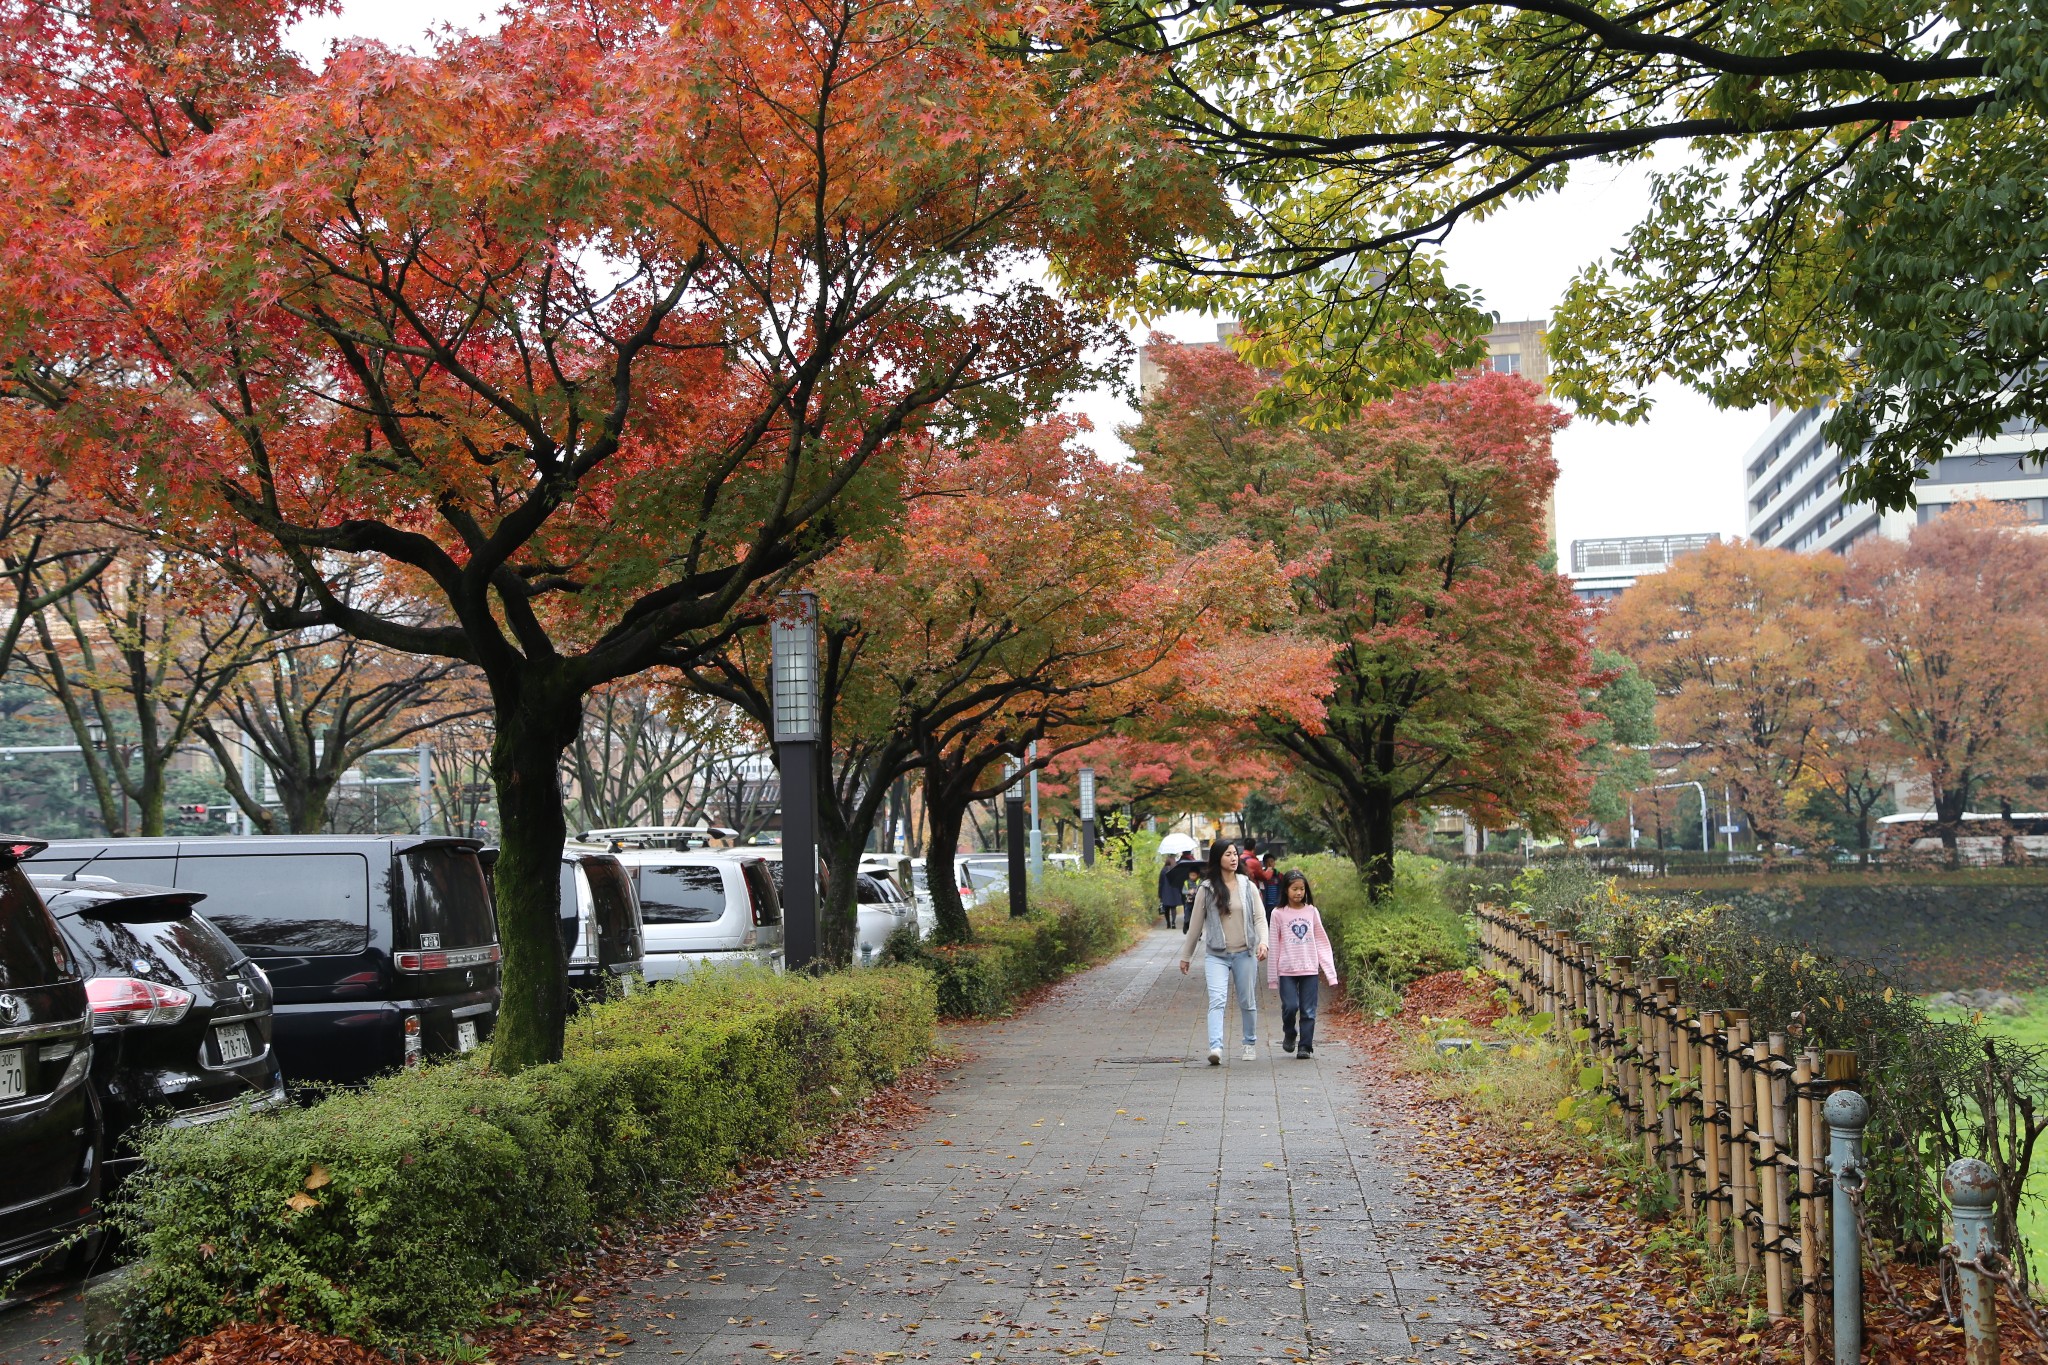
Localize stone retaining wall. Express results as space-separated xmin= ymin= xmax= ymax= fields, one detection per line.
xmin=1643 ymin=876 xmax=2048 ymax=991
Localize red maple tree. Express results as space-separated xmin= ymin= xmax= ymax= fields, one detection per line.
xmin=0 ymin=0 xmax=1213 ymax=1064
xmin=1127 ymin=339 xmax=1592 ymax=894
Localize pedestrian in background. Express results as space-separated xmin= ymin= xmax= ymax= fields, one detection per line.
xmin=1178 ymin=841 xmax=1268 ymax=1065
xmin=1239 ymin=838 xmax=1272 ymax=914
xmin=1266 ymin=870 xmax=1338 ymax=1059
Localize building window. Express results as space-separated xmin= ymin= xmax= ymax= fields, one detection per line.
xmin=1491 ymin=353 xmax=1521 ymax=375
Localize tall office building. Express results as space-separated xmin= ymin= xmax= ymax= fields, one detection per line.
xmin=1744 ymin=404 xmax=2048 ymax=552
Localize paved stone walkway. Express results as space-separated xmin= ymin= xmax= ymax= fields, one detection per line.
xmin=0 ymin=926 xmax=1503 ymax=1365
xmin=602 ymin=926 xmax=1500 ymax=1364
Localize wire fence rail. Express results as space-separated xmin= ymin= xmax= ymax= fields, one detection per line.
xmin=1476 ymin=904 xmax=2046 ymax=1363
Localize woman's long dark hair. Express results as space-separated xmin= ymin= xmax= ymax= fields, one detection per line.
xmin=1205 ymin=841 xmax=1239 ymax=914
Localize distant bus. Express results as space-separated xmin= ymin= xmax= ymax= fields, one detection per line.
xmin=1873 ymin=811 xmax=2048 ymax=865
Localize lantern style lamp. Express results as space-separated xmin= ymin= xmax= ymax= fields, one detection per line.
xmin=1079 ymin=766 xmax=1097 ymax=869
xmin=771 ymin=591 xmax=821 ymax=969
xmin=1004 ymin=753 xmax=1028 ymax=918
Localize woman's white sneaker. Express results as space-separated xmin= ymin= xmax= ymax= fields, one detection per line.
xmin=1207 ymin=1048 xmax=1223 ymax=1066
xmin=1241 ymin=1044 xmax=1258 ymax=1062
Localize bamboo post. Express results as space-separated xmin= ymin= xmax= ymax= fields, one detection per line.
xmin=1635 ymin=968 xmax=1660 ymax=1168
xmin=1700 ymin=1010 xmax=1726 ymax=1254
xmin=1611 ymin=957 xmax=1638 ymax=1140
xmin=1529 ymin=921 xmax=1549 ymax=1015
xmin=1725 ymin=1011 xmax=1754 ymax=1276
xmin=1656 ymin=977 xmax=1682 ymax=1193
xmin=1769 ymin=1035 xmax=1797 ymax=1295
xmin=1675 ymin=1005 xmax=1700 ymax=1217
xmin=1795 ymin=1049 xmax=1821 ymax=1365
xmin=1754 ymin=1051 xmax=1787 ymax=1318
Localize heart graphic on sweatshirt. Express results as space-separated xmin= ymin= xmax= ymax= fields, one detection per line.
xmin=1289 ymin=921 xmax=1309 ymax=941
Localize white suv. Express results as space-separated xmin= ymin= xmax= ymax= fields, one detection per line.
xmin=604 ymin=848 xmax=784 ymax=980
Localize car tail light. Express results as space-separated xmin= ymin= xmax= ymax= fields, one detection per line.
xmin=87 ymin=977 xmax=193 ymax=1027
xmin=393 ymin=944 xmax=501 ymax=972
xmin=403 ymin=1013 xmax=423 ymax=1066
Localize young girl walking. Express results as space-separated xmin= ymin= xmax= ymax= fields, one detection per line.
xmin=1266 ymin=871 xmax=1338 ymax=1059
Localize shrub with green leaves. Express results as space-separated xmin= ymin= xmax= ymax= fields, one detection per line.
xmin=1297 ymin=853 xmax=1473 ymax=1014
xmin=107 ymin=967 xmax=936 ymax=1357
xmin=887 ymin=866 xmax=1149 ymax=1017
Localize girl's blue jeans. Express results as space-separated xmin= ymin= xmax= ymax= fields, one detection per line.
xmin=1203 ymin=949 xmax=1258 ymax=1051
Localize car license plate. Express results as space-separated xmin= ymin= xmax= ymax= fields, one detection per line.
xmin=457 ymin=1020 xmax=479 ymax=1053
xmin=0 ymin=1048 xmax=22 ymax=1101
xmin=214 ymin=1022 xmax=253 ymax=1063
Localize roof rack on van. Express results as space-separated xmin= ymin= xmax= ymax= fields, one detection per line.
xmin=574 ymin=825 xmax=740 ymax=851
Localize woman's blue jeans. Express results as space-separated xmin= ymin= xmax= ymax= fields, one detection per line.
xmin=1203 ymin=949 xmax=1258 ymax=1051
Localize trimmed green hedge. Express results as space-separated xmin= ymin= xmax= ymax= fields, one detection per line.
xmin=108 ymin=967 xmax=936 ymax=1357
xmin=887 ymin=866 xmax=1149 ymax=1017
xmin=1299 ymin=852 xmax=1472 ymax=1014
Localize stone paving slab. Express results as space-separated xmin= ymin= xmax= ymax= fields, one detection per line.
xmin=595 ymin=926 xmax=1501 ymax=1365
xmin=0 ymin=925 xmax=1504 ymax=1365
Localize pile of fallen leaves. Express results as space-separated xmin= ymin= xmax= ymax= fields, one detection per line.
xmin=1328 ymin=971 xmax=2048 ymax=1363
xmin=154 ymin=1323 xmax=393 ymax=1365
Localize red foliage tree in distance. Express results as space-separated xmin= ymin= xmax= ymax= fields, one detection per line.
xmin=685 ymin=420 xmax=1327 ymax=949
xmin=0 ymin=0 xmax=1215 ymax=1065
xmin=1127 ymin=339 xmax=1592 ymax=895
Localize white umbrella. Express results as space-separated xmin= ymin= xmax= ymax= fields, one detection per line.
xmin=1157 ymin=833 xmax=1199 ymax=857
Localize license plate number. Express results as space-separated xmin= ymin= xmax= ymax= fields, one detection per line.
xmin=0 ymin=1048 xmax=22 ymax=1101
xmin=457 ymin=1020 xmax=479 ymax=1053
xmin=214 ymin=1022 xmax=252 ymax=1064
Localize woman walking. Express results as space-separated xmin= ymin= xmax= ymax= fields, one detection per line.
xmin=1177 ymin=841 xmax=1268 ymax=1065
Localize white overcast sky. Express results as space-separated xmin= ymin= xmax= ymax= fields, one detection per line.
xmin=291 ymin=2 xmax=1764 ymax=554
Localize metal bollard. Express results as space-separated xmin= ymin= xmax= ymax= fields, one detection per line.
xmin=1945 ymin=1158 xmax=2001 ymax=1365
xmin=1825 ymin=1089 xmax=1870 ymax=1365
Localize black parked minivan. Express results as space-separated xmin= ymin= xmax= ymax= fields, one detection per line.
xmin=30 ymin=875 xmax=286 ymax=1176
xmin=29 ymin=838 xmax=499 ymax=1087
xmin=0 ymin=838 xmax=100 ymax=1285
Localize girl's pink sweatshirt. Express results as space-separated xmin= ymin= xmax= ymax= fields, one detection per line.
xmin=1266 ymin=903 xmax=1339 ymax=986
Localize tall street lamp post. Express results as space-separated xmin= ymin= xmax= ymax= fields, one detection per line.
xmin=1078 ymin=766 xmax=1097 ymax=869
xmin=1004 ymin=754 xmax=1028 ymax=918
xmin=772 ymin=591 xmax=821 ymax=971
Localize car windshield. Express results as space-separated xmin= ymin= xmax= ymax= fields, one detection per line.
xmin=855 ymin=874 xmax=894 ymax=904
xmin=0 ymin=864 xmax=73 ymax=988
xmin=635 ymin=864 xmax=727 ymax=924
xmin=398 ymin=846 xmax=497 ymax=949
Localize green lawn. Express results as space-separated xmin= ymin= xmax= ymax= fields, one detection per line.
xmin=1926 ymin=991 xmax=2048 ymax=1278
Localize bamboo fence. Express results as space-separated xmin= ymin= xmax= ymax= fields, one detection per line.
xmin=1477 ymin=905 xmax=1855 ymax=1362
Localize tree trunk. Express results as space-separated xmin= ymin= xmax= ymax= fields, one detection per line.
xmin=489 ymin=708 xmax=575 ymax=1072
xmin=925 ymin=796 xmax=970 ymax=944
xmin=820 ymin=833 xmax=865 ymax=968
xmin=1343 ymin=789 xmax=1397 ymax=900
xmin=136 ymin=757 xmax=166 ymax=836
xmin=1935 ymin=788 xmax=1968 ymax=871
